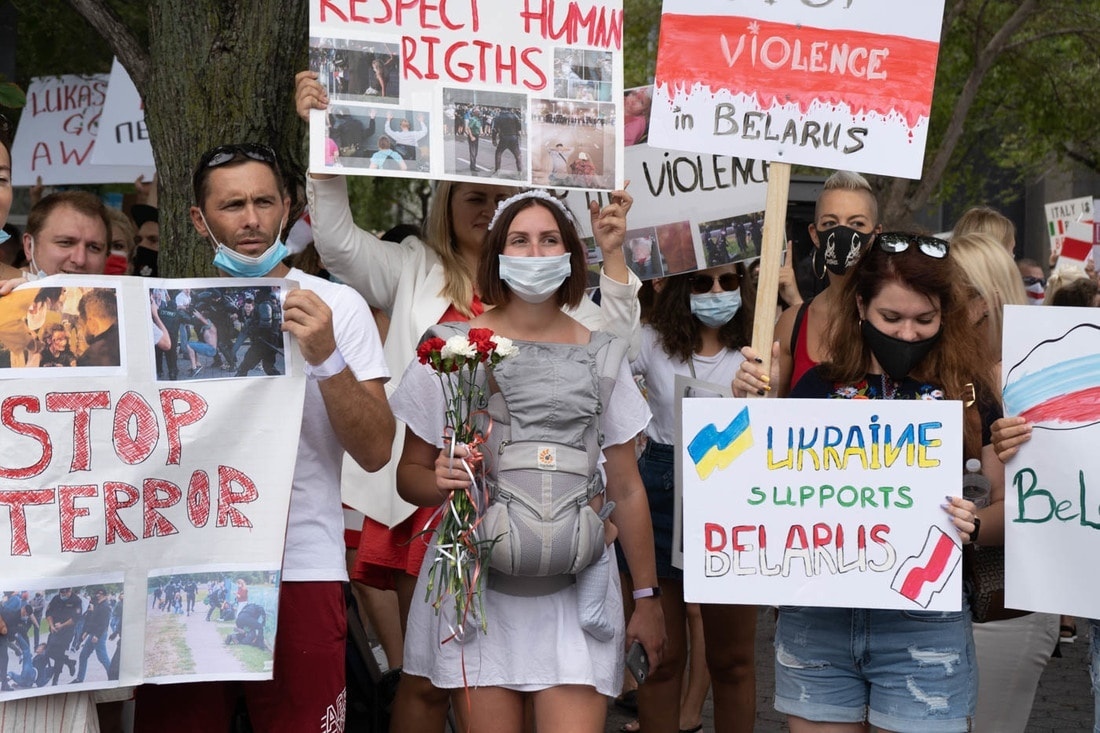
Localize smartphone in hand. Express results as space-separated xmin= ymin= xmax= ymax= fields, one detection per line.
xmin=626 ymin=640 xmax=649 ymax=685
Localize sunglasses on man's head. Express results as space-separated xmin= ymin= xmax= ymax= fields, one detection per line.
xmin=876 ymin=232 xmax=949 ymax=259
xmin=198 ymin=143 xmax=278 ymax=170
xmin=689 ymin=272 xmax=739 ymax=294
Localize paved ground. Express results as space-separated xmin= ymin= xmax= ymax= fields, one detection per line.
xmin=604 ymin=611 xmax=1094 ymax=732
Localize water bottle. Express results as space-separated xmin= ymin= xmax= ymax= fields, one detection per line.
xmin=962 ymin=458 xmax=990 ymax=509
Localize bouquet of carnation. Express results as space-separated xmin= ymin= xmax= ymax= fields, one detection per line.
xmin=415 ymin=327 xmax=518 ymax=637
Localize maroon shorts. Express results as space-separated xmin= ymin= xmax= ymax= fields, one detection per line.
xmin=135 ymin=581 xmax=347 ymax=733
xmin=351 ymin=507 xmax=438 ymax=589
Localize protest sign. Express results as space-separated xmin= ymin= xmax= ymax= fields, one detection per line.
xmin=91 ymin=59 xmax=155 ymax=169
xmin=0 ymin=275 xmax=305 ymax=700
xmin=1002 ymin=305 xmax=1100 ymax=618
xmin=560 ymin=86 xmax=769 ymax=282
xmin=649 ymin=0 xmax=945 ymax=180
xmin=681 ymin=398 xmax=963 ymax=610
xmin=308 ymin=0 xmax=624 ymax=189
xmin=1044 ymin=196 xmax=1094 ymax=269
xmin=10 ymin=75 xmax=154 ymax=186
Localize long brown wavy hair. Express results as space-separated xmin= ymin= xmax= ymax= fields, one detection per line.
xmin=821 ymin=235 xmax=996 ymax=457
xmin=648 ymin=263 xmax=755 ymax=362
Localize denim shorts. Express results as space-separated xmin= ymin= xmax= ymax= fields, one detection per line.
xmin=774 ymin=605 xmax=976 ymax=732
xmin=616 ymin=441 xmax=680 ymax=580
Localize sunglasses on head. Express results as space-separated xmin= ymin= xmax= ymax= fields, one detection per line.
xmin=197 ymin=143 xmax=278 ymax=170
xmin=876 ymin=233 xmax=949 ymax=259
xmin=689 ymin=272 xmax=739 ymax=294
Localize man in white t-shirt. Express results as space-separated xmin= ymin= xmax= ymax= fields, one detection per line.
xmin=135 ymin=143 xmax=395 ymax=733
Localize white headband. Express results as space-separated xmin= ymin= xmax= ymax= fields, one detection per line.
xmin=487 ymin=189 xmax=574 ymax=232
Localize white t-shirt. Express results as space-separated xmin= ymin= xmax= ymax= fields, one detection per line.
xmin=630 ymin=325 xmax=745 ymax=445
xmin=282 ymin=268 xmax=389 ymax=581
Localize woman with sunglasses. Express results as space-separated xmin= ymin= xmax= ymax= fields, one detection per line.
xmin=758 ymin=234 xmax=997 ymax=733
xmin=295 ymin=71 xmax=642 ymax=732
xmin=621 ymin=262 xmax=758 ymax=733
xmin=734 ymin=170 xmax=880 ymax=398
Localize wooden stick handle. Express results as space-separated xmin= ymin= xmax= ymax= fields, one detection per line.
xmin=748 ymin=161 xmax=791 ymax=390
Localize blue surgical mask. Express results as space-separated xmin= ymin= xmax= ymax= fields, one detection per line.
xmin=498 ymin=253 xmax=572 ymax=304
xmin=23 ymin=235 xmax=45 ymax=281
xmin=0 ymin=228 xmax=9 ymax=245
xmin=202 ymin=211 xmax=288 ymax=278
xmin=690 ymin=289 xmax=742 ymax=328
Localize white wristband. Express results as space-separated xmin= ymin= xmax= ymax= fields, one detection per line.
xmin=304 ymin=348 xmax=346 ymax=381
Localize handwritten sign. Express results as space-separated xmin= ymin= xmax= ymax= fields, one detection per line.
xmin=1043 ymin=196 xmax=1093 ymax=269
xmin=91 ymin=59 xmax=155 ymax=169
xmin=308 ymin=0 xmax=624 ymax=189
xmin=649 ymin=0 xmax=945 ymax=179
xmin=0 ymin=275 xmax=304 ymax=700
xmin=1003 ymin=305 xmax=1100 ymax=618
xmin=10 ymin=75 xmax=154 ymax=186
xmin=681 ymin=398 xmax=963 ymax=610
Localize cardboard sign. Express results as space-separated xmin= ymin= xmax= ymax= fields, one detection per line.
xmin=681 ymin=398 xmax=963 ymax=610
xmin=1002 ymin=305 xmax=1100 ymax=618
xmin=308 ymin=0 xmax=624 ymax=189
xmin=1044 ymin=196 xmax=1094 ymax=270
xmin=91 ymin=59 xmax=156 ymax=169
xmin=649 ymin=0 xmax=945 ymax=179
xmin=10 ymin=75 xmax=154 ymax=186
xmin=0 ymin=275 xmax=305 ymax=700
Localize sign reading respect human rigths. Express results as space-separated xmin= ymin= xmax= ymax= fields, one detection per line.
xmin=1002 ymin=305 xmax=1100 ymax=619
xmin=649 ymin=0 xmax=946 ymax=179
xmin=0 ymin=275 xmax=305 ymax=700
xmin=681 ymin=398 xmax=963 ymax=611
xmin=308 ymin=0 xmax=624 ymax=189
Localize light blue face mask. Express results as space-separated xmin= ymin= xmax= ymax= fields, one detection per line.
xmin=498 ymin=253 xmax=572 ymax=304
xmin=202 ymin=211 xmax=288 ymax=278
xmin=689 ymin=288 xmax=742 ymax=328
xmin=0 ymin=228 xmax=9 ymax=245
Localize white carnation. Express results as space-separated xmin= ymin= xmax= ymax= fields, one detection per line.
xmin=441 ymin=335 xmax=477 ymax=360
xmin=492 ymin=336 xmax=518 ymax=359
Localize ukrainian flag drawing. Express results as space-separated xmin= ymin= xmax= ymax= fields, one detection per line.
xmin=687 ymin=406 xmax=753 ymax=480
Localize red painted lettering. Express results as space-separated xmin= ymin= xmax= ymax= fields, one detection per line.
xmin=217 ymin=466 xmax=258 ymax=528
xmin=0 ymin=396 xmax=52 ymax=479
xmin=704 ymin=522 xmax=726 ymax=552
xmin=0 ymin=489 xmax=55 ymax=555
xmin=112 ymin=390 xmax=159 ymax=464
xmin=784 ymin=524 xmax=808 ymax=550
xmin=46 ymin=391 xmax=110 ymax=471
xmin=812 ymin=522 xmax=832 ymax=549
xmin=103 ymin=481 xmax=139 ymax=545
xmin=159 ymin=389 xmax=209 ymax=465
xmin=58 ymin=484 xmax=98 ymax=553
xmin=187 ymin=470 xmax=211 ymax=528
xmin=143 ymin=478 xmax=181 ymax=538
xmin=731 ymin=524 xmax=753 ymax=552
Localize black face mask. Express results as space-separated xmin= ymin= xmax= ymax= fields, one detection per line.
xmin=861 ymin=318 xmax=941 ymax=382
xmin=132 ymin=246 xmax=158 ymax=277
xmin=821 ymin=226 xmax=868 ymax=275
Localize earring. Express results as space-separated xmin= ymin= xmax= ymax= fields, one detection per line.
xmin=811 ymin=247 xmax=827 ymax=280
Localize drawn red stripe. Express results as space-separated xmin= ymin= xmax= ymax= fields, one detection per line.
xmin=899 ymin=531 xmax=955 ymax=601
xmin=1020 ymin=386 xmax=1100 ymax=425
xmin=656 ymin=14 xmax=940 ymax=128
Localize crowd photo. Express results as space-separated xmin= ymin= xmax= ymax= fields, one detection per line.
xmin=4 ymin=3 xmax=1100 ymax=733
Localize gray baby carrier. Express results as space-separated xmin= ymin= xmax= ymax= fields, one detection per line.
xmin=429 ymin=324 xmax=628 ymax=579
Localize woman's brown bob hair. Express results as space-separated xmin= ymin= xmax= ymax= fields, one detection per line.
xmin=477 ymin=197 xmax=588 ymax=309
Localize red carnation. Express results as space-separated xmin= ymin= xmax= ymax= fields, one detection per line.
xmin=417 ymin=337 xmax=446 ymax=364
xmin=467 ymin=328 xmax=496 ymax=359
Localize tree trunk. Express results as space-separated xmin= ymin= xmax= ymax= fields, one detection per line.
xmin=70 ymin=0 xmax=308 ymax=277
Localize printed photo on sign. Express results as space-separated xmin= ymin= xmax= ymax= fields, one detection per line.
xmin=623 ymin=228 xmax=665 ymax=281
xmin=143 ymin=569 xmax=280 ymax=681
xmin=0 ymin=285 xmax=122 ymax=373
xmin=0 ymin=579 xmax=124 ymax=700
xmin=309 ymin=38 xmax=401 ymax=105
xmin=553 ymin=49 xmax=614 ymax=102
xmin=326 ymin=108 xmax=431 ymax=173
xmin=653 ymin=221 xmax=696 ymax=275
xmin=149 ymin=285 xmax=287 ymax=381
xmin=699 ymin=213 xmax=765 ymax=268
xmin=530 ymin=98 xmax=614 ymax=189
xmin=442 ymin=89 xmax=527 ymax=179
xmin=623 ymin=87 xmax=652 ymax=147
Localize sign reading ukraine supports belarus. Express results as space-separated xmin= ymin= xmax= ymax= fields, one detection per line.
xmin=308 ymin=0 xmax=624 ymax=189
xmin=681 ymin=399 xmax=963 ymax=610
xmin=649 ymin=0 xmax=945 ymax=179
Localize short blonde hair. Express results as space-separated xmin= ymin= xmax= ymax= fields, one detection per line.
xmin=953 ymin=206 xmax=1015 ymax=253
xmin=815 ymin=170 xmax=878 ymax=225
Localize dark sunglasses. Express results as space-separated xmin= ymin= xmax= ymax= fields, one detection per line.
xmin=1022 ymin=275 xmax=1045 ymax=288
xmin=197 ymin=143 xmax=278 ymax=170
xmin=877 ymin=232 xmax=949 ymax=259
xmin=689 ymin=272 xmax=739 ymax=294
